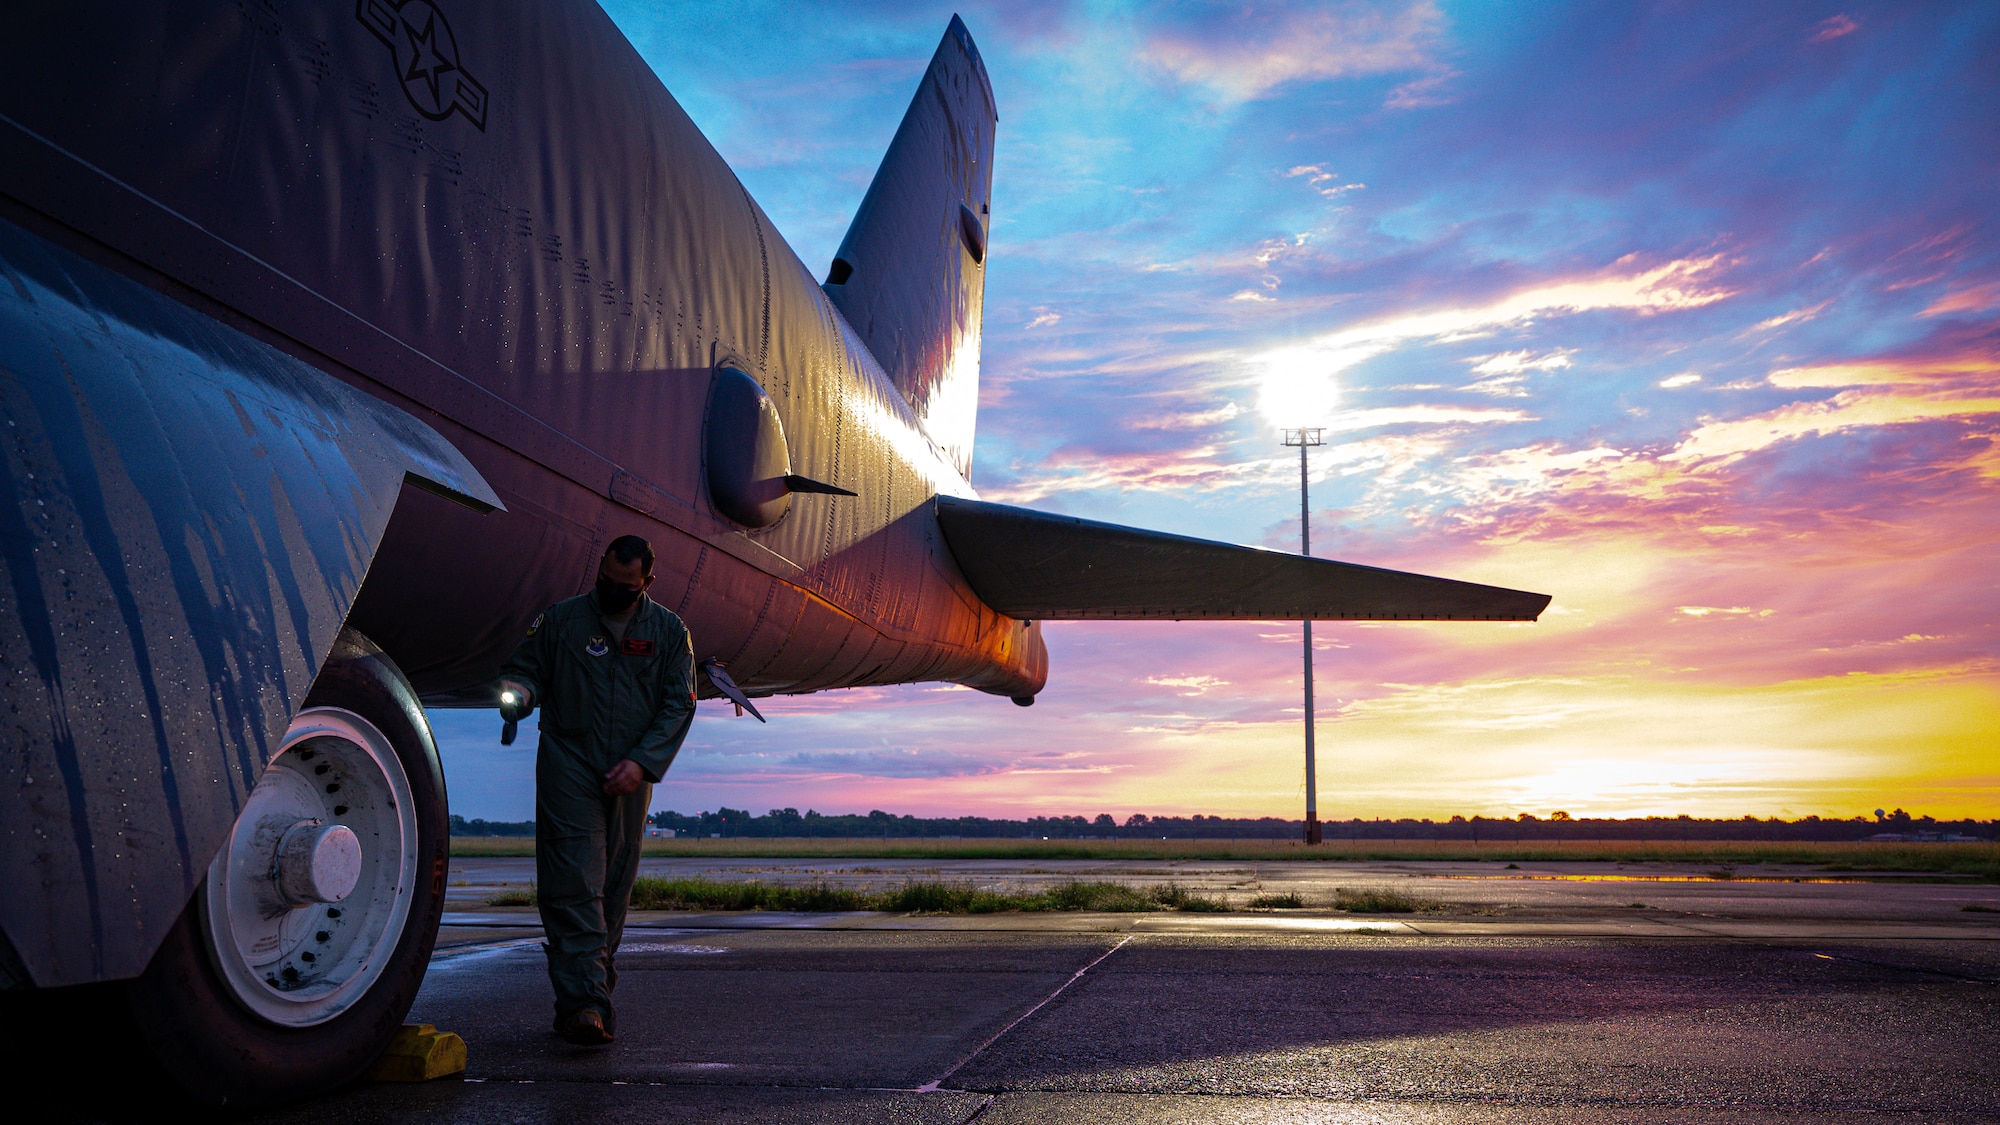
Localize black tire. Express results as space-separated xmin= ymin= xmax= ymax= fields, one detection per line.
xmin=122 ymin=629 xmax=450 ymax=1109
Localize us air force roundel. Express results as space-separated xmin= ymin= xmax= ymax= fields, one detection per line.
xmin=586 ymin=636 xmax=609 ymax=657
xmin=357 ymin=0 xmax=490 ymax=130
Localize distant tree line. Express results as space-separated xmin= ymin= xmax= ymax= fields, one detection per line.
xmin=448 ymin=815 xmax=535 ymax=837
xmin=453 ymin=808 xmax=1992 ymax=841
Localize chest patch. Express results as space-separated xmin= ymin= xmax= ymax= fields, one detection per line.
xmin=585 ymin=636 xmax=609 ymax=657
xmin=621 ymin=638 xmax=656 ymax=656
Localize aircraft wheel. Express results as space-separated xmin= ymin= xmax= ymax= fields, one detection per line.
xmin=125 ymin=633 xmax=449 ymax=1108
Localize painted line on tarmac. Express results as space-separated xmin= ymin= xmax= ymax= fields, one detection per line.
xmin=917 ymin=934 xmax=1133 ymax=1093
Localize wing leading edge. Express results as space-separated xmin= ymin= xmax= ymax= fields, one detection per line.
xmin=936 ymin=497 xmax=1550 ymax=622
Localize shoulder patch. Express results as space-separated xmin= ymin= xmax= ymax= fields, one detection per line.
xmin=526 ymin=613 xmax=543 ymax=636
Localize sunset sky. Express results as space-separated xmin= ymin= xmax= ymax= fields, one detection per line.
xmin=433 ymin=1 xmax=1999 ymax=823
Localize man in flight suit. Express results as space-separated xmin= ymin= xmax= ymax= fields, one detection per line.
xmin=497 ymin=535 xmax=695 ymax=1046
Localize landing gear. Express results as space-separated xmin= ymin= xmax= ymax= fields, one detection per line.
xmin=124 ymin=632 xmax=449 ymax=1108
xmin=200 ymin=707 xmax=419 ymax=1027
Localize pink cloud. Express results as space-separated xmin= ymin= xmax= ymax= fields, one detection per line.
xmin=1808 ymin=14 xmax=1859 ymax=44
xmin=1923 ymin=280 xmax=2000 ymax=318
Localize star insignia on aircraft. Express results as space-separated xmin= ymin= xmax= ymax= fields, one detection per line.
xmin=357 ymin=0 xmax=489 ymax=130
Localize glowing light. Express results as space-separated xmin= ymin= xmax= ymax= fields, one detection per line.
xmin=1253 ymin=343 xmax=1348 ymax=426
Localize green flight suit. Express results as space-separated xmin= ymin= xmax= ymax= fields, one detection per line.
xmin=499 ymin=589 xmax=696 ymax=1025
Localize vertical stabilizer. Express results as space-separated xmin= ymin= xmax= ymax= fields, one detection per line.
xmin=825 ymin=15 xmax=995 ymax=480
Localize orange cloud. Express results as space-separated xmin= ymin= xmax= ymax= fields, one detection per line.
xmin=1662 ymin=389 xmax=2000 ymax=466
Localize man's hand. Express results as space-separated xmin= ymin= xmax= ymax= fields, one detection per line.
xmin=498 ymin=679 xmax=533 ymax=720
xmin=601 ymin=759 xmax=646 ymax=796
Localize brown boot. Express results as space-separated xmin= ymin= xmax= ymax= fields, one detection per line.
xmin=555 ymin=1008 xmax=613 ymax=1046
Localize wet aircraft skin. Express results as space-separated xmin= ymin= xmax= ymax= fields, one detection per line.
xmin=0 ymin=1 xmax=1033 ymax=706
xmin=0 ymin=1 xmax=1546 ymax=1104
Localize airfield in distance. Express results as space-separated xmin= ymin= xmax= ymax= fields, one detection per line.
xmin=29 ymin=854 xmax=1999 ymax=1124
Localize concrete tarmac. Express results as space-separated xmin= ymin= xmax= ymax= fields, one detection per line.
xmin=241 ymin=858 xmax=2000 ymax=1123
xmin=38 ymin=859 xmax=2000 ymax=1122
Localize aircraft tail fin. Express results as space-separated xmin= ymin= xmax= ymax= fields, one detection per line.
xmin=936 ymin=497 xmax=1551 ymax=621
xmin=826 ymin=15 xmax=995 ymax=480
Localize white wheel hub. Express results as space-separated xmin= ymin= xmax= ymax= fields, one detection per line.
xmin=203 ymin=707 xmax=419 ymax=1026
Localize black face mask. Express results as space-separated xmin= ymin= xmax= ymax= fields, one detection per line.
xmin=596 ymin=576 xmax=642 ymax=613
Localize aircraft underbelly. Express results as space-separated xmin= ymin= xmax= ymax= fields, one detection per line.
xmin=335 ymin=391 xmax=1029 ymax=703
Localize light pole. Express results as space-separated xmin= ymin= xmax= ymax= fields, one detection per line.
xmin=1283 ymin=428 xmax=1324 ymax=845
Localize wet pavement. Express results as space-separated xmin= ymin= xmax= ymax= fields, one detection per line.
xmin=233 ymin=858 xmax=2000 ymax=1123
xmin=57 ymin=859 xmax=2000 ymax=1122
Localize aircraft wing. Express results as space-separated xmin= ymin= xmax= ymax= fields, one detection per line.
xmin=936 ymin=496 xmax=1550 ymax=621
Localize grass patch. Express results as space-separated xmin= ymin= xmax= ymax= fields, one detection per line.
xmin=878 ymin=881 xmax=1010 ymax=913
xmin=465 ymin=877 xmax=1244 ymax=914
xmin=1332 ymin=887 xmax=1450 ymax=914
xmin=481 ymin=876 xmax=1492 ymax=915
xmin=874 ymin=879 xmax=1233 ymax=913
xmin=485 ymin=886 xmax=536 ymax=907
xmin=1145 ymin=882 xmax=1231 ymax=912
xmin=896 ymin=879 xmax=1228 ymax=913
xmin=628 ymin=877 xmax=872 ymax=912
xmin=1040 ymin=880 xmax=1156 ymax=911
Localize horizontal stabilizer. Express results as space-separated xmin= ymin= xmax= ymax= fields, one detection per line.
xmin=936 ymin=497 xmax=1550 ymax=621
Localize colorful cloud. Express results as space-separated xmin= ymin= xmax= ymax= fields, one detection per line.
xmin=425 ymin=2 xmax=2000 ymax=825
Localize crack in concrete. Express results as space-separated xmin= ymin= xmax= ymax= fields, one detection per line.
xmin=919 ymin=935 xmax=1133 ymax=1092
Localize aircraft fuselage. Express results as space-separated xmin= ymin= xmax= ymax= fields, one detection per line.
xmin=0 ymin=0 xmax=1045 ymax=705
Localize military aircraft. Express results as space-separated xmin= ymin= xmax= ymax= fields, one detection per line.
xmin=0 ymin=0 xmax=1548 ymax=1105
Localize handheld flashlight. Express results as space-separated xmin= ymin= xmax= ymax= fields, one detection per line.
xmin=499 ymin=687 xmax=530 ymax=745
